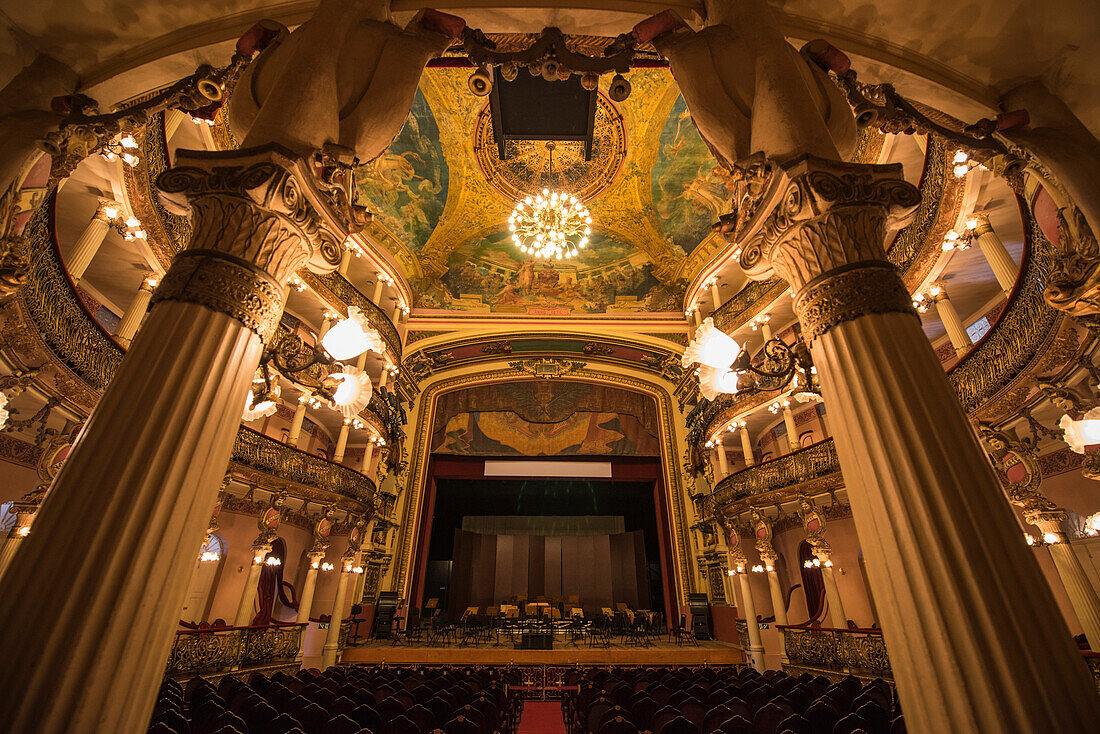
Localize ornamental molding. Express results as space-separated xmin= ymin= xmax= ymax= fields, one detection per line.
xmin=508 ymin=358 xmax=587 ymax=380
xmin=392 ymin=365 xmax=696 ymax=604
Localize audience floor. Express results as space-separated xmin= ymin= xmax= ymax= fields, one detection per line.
xmin=518 ymin=702 xmax=567 ymax=734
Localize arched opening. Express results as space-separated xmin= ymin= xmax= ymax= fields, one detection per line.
xmin=797 ymin=540 xmax=825 ymax=624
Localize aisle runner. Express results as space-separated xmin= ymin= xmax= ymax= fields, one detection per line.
xmin=518 ymin=702 xmax=567 ymax=734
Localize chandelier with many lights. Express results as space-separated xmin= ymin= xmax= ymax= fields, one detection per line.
xmin=509 ymin=143 xmax=592 ymax=260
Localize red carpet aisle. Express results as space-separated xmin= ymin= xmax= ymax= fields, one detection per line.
xmin=518 ymin=702 xmax=567 ymax=734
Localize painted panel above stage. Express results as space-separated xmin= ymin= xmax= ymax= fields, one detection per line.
xmin=350 ymin=66 xmax=735 ymax=315
xmin=431 ymin=381 xmax=660 ymax=457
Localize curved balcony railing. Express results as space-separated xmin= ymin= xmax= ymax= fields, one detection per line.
xmin=711 ymin=439 xmax=840 ymax=509
xmin=778 ymin=625 xmax=892 ymax=679
xmin=166 ymin=621 xmax=306 ymax=679
xmin=234 ymin=427 xmax=376 ymax=501
xmin=301 ymin=270 xmax=402 ymax=361
xmin=19 ymin=194 xmax=376 ymax=505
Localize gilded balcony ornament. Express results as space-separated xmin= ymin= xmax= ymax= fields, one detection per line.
xmin=782 ymin=626 xmax=892 ymax=680
xmin=979 ymin=425 xmax=1058 ymax=517
xmin=711 ymin=440 xmax=841 ymax=509
xmin=796 ymin=494 xmax=831 ymax=555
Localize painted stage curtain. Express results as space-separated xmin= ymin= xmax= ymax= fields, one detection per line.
xmin=431 ymin=381 xmax=660 ymax=456
xmin=449 ymin=529 xmax=648 ymax=618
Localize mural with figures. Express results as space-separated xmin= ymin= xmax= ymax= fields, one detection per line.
xmin=344 ymin=66 xmax=733 ymax=314
xmin=356 ymin=89 xmax=448 ymax=252
xmin=651 ymin=95 xmax=734 ymax=253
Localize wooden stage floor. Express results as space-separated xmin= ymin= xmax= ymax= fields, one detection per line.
xmin=341 ymin=637 xmax=746 ymax=667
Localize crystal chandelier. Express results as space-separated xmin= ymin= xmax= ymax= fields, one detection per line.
xmin=508 ymin=142 xmax=592 ymax=260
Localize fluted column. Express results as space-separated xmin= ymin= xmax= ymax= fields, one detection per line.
xmin=360 ymin=439 xmax=376 ymax=473
xmin=930 ymin=285 xmax=971 ymax=357
xmin=815 ymin=551 xmax=848 ymax=629
xmin=0 ymin=504 xmax=37 ymax=581
xmin=296 ymin=551 xmax=326 ymax=624
xmin=0 ymin=146 xmax=351 ymax=734
xmin=750 ymin=508 xmax=789 ymax=663
xmin=1030 ymin=512 xmax=1100 ymax=648
xmin=782 ymin=402 xmax=798 ymax=453
xmin=739 ymin=155 xmax=1098 ymax=731
xmin=739 ymin=423 xmax=755 ymax=467
xmin=971 ymin=215 xmax=1018 ymax=293
xmin=333 ymin=420 xmax=351 ymax=463
xmin=338 ymin=248 xmax=352 ymax=276
xmin=715 ymin=442 xmax=729 ymax=476
xmin=67 ymin=202 xmax=114 ymax=279
xmin=112 ymin=274 xmax=157 ymax=346
xmin=709 ymin=279 xmax=722 ymax=310
xmin=735 ymin=570 xmax=764 ymax=671
xmin=322 ymin=551 xmax=357 ymax=669
xmin=234 ymin=543 xmax=271 ymax=626
xmin=288 ymin=398 xmax=308 ymax=446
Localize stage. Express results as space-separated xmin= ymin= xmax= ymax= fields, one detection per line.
xmin=340 ymin=638 xmax=746 ymax=667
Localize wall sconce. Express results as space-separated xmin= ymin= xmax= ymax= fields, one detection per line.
xmin=1084 ymin=513 xmax=1100 ymax=537
xmin=321 ymin=562 xmax=335 ymax=572
xmin=264 ymin=556 xmax=282 ymax=567
xmin=200 ymin=551 xmax=220 ymax=563
xmin=352 ymin=566 xmax=364 ymax=574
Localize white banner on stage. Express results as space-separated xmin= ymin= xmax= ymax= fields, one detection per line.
xmin=483 ymin=460 xmax=613 ymax=478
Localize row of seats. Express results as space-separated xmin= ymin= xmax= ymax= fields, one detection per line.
xmin=562 ymin=666 xmax=902 ymax=734
xmin=147 ymin=665 xmax=522 ymax=734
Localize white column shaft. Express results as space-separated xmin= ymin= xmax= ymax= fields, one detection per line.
xmin=288 ymin=402 xmax=308 ymax=446
xmin=322 ymin=569 xmax=352 ymax=668
xmin=715 ymin=445 xmax=729 ymax=476
xmin=710 ymin=283 xmax=722 ymax=310
xmin=333 ymin=424 xmax=350 ymax=463
xmin=338 ymin=249 xmax=351 ymax=276
xmin=234 ymin=562 xmax=265 ymax=626
xmin=1047 ymin=542 xmax=1100 ymax=649
xmin=67 ymin=216 xmax=111 ymax=280
xmin=974 ymin=224 xmax=1018 ymax=293
xmin=297 ymin=566 xmax=320 ymax=624
xmin=113 ymin=284 xmax=154 ymax=345
xmin=739 ymin=428 xmax=755 ymax=466
xmin=934 ymin=296 xmax=971 ymax=357
xmin=737 ymin=573 xmax=765 ymax=672
xmin=361 ymin=442 xmax=375 ymax=474
xmin=783 ymin=406 xmax=798 ymax=453
xmin=767 ymin=570 xmax=790 ymax=663
xmin=0 ymin=534 xmax=25 ymax=581
xmin=820 ymin=563 xmax=847 ymax=629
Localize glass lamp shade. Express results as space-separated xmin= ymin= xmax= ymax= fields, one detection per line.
xmin=697 ymin=365 xmax=740 ymax=401
xmin=242 ymin=383 xmax=280 ymax=422
xmin=329 ymin=365 xmax=373 ymax=419
xmin=682 ymin=317 xmax=741 ymax=369
xmin=1059 ymin=407 xmax=1100 ymax=453
xmin=322 ymin=306 xmax=386 ymax=361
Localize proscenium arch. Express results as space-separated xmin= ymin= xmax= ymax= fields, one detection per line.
xmin=391 ymin=359 xmax=697 ymax=616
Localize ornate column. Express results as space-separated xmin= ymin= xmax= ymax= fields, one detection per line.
xmin=782 ymin=401 xmax=799 ymax=453
xmin=318 ymin=313 xmax=335 ymax=341
xmin=66 ymin=201 xmax=114 ymax=279
xmin=735 ymin=155 xmax=1099 ymax=730
xmin=714 ymin=441 xmax=729 ymax=476
xmin=738 ymin=421 xmax=755 ymax=466
xmin=112 ymin=274 xmax=158 ymax=346
xmin=0 ymin=496 xmax=41 ymax=580
xmin=728 ymin=540 xmax=764 ymax=672
xmin=372 ymin=272 xmax=392 ymax=305
xmin=970 ymin=214 xmax=1018 ymax=293
xmin=0 ymin=145 xmax=354 ymax=734
xmin=709 ymin=278 xmax=722 ymax=310
xmin=288 ymin=396 xmax=308 ymax=446
xmin=360 ymin=437 xmax=377 ymax=473
xmin=750 ymin=508 xmax=789 ymax=664
xmin=928 ymin=284 xmax=971 ymax=357
xmin=796 ymin=497 xmax=847 ymax=629
xmin=333 ymin=419 xmax=351 ymax=463
xmin=322 ymin=547 xmax=358 ymax=669
xmin=234 ymin=542 xmax=272 ymax=626
xmin=298 ymin=504 xmax=335 ymax=626
xmin=1031 ymin=511 xmax=1100 ymax=647
xmin=981 ymin=427 xmax=1100 ymax=649
xmin=338 ymin=248 xmax=352 ymax=276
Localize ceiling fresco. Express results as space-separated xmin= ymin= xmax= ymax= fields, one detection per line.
xmin=355 ymin=67 xmax=733 ymax=315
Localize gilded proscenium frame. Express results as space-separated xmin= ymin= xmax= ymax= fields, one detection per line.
xmin=391 ymin=364 xmax=696 ymax=606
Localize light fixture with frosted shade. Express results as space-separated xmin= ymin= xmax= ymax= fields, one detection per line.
xmin=682 ymin=317 xmax=741 ymax=370
xmin=321 ymin=306 xmax=386 ymax=361
xmin=1059 ymin=407 xmax=1100 ymax=453
xmin=242 ymin=383 xmax=280 ymax=422
xmin=328 ymin=365 xmax=373 ymax=419
xmin=697 ymin=365 xmax=740 ymax=401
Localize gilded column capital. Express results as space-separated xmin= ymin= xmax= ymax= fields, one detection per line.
xmin=733 ymin=155 xmax=921 ymax=340
xmin=153 ymin=144 xmax=369 ymax=342
xmin=1025 ymin=509 xmax=1068 ymax=535
xmin=310 ymin=503 xmax=337 ymax=554
xmin=749 ymin=507 xmax=778 ymax=565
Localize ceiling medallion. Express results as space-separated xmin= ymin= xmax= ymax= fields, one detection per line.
xmin=474 ymin=92 xmax=626 ymax=203
xmin=509 ymin=143 xmax=592 ymax=260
